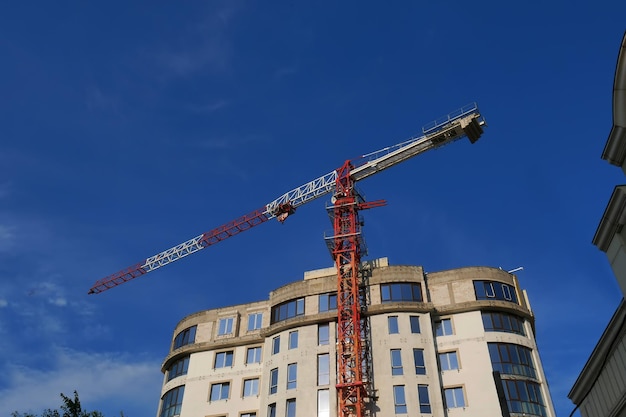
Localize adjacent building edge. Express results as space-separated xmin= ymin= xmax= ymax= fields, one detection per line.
xmin=157 ymin=258 xmax=557 ymax=417
xmin=568 ymin=31 xmax=626 ymax=417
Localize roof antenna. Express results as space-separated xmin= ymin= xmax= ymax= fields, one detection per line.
xmin=507 ymin=266 xmax=524 ymax=274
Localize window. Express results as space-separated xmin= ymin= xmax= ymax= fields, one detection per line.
xmin=246 ymin=346 xmax=262 ymax=364
xmin=214 ymin=351 xmax=233 ymax=368
xmin=318 ymin=389 xmax=330 ymax=417
xmin=473 ymin=280 xmax=518 ymax=303
xmin=502 ymin=379 xmax=547 ymax=417
xmin=218 ymin=317 xmax=234 ymax=336
xmin=269 ymin=368 xmax=278 ymax=394
xmin=413 ymin=349 xmax=426 ymax=375
xmin=268 ymin=403 xmax=276 ymax=417
xmin=439 ymin=351 xmax=459 ymax=371
xmin=319 ymin=292 xmax=337 ymax=312
xmin=272 ymin=336 xmax=280 ymax=355
xmin=318 ymin=353 xmax=330 ymax=385
xmin=243 ymin=378 xmax=259 ymax=397
xmin=271 ymin=298 xmax=305 ymax=323
xmin=409 ymin=316 xmax=421 ymax=333
xmin=388 ymin=316 xmax=399 ymax=334
xmin=318 ymin=323 xmax=330 ymax=345
xmin=167 ymin=356 xmax=189 ymax=381
xmin=241 ymin=413 xmax=256 ymax=417
xmin=209 ymin=382 xmax=230 ymax=401
xmin=393 ymin=385 xmax=407 ymax=414
xmin=391 ymin=349 xmax=403 ymax=375
xmin=288 ymin=331 xmax=299 ymax=349
xmin=160 ymin=385 xmax=185 ymax=417
xmin=247 ymin=312 xmax=263 ymax=331
xmin=381 ymin=282 xmax=422 ymax=303
xmin=173 ymin=326 xmax=196 ymax=349
xmin=444 ymin=387 xmax=465 ymax=408
xmin=482 ymin=311 xmax=525 ymax=335
xmin=435 ymin=318 xmax=453 ymax=336
xmin=418 ymin=384 xmax=431 ymax=414
xmin=488 ymin=343 xmax=536 ymax=378
xmin=286 ymin=399 xmax=296 ymax=417
xmin=287 ymin=363 xmax=298 ymax=389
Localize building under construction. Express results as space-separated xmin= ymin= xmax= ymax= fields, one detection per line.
xmin=157 ymin=258 xmax=556 ymax=417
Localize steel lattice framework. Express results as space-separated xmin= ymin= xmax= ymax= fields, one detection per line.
xmin=89 ymin=103 xmax=484 ymax=294
xmin=329 ymin=161 xmax=385 ymax=417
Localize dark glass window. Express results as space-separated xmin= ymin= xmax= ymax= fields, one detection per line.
xmin=444 ymin=387 xmax=465 ymax=408
xmin=502 ymin=379 xmax=547 ymax=417
xmin=246 ymin=346 xmax=262 ymax=364
xmin=217 ymin=317 xmax=234 ymax=336
xmin=288 ymin=331 xmax=298 ymax=349
xmin=167 ymin=356 xmax=189 ymax=381
xmin=214 ymin=351 xmax=233 ymax=369
xmin=482 ymin=311 xmax=525 ymax=335
xmin=160 ymin=385 xmax=184 ymax=417
xmin=381 ymin=283 xmax=422 ymax=303
xmin=248 ymin=312 xmax=263 ymax=331
xmin=319 ymin=292 xmax=337 ymax=312
xmin=269 ymin=368 xmax=278 ymax=394
xmin=286 ymin=399 xmax=296 ymax=417
xmin=271 ymin=298 xmax=305 ymax=323
xmin=474 ymin=281 xmax=518 ymax=303
xmin=209 ymin=382 xmax=230 ymax=401
xmin=439 ymin=351 xmax=459 ymax=371
xmin=388 ymin=316 xmax=399 ymax=334
xmin=268 ymin=403 xmax=276 ymax=417
xmin=413 ymin=349 xmax=426 ymax=375
xmin=243 ymin=378 xmax=259 ymax=397
xmin=393 ymin=385 xmax=407 ymax=414
xmin=489 ymin=343 xmax=536 ymax=378
xmin=418 ymin=384 xmax=431 ymax=413
xmin=409 ymin=316 xmax=421 ymax=334
xmin=318 ymin=354 xmax=330 ymax=385
xmin=391 ymin=349 xmax=403 ymax=375
xmin=272 ymin=336 xmax=280 ymax=355
xmin=318 ymin=323 xmax=330 ymax=345
xmin=173 ymin=326 xmax=196 ymax=350
xmin=287 ymin=363 xmax=298 ymax=389
xmin=435 ymin=318 xmax=453 ymax=336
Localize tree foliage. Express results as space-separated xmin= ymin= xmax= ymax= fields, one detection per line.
xmin=11 ymin=391 xmax=121 ymax=417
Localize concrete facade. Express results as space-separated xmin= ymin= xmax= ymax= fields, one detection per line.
xmin=157 ymin=259 xmax=556 ymax=417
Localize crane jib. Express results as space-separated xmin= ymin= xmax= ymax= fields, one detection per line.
xmin=88 ymin=103 xmax=485 ymax=294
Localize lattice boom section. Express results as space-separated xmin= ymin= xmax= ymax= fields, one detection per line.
xmin=264 ymin=170 xmax=337 ymax=215
xmin=88 ymin=208 xmax=271 ymax=294
xmin=143 ymin=208 xmax=271 ymax=272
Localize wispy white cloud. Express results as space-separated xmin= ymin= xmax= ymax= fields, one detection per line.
xmin=187 ymin=99 xmax=231 ymax=114
xmin=85 ymin=85 xmax=120 ymax=113
xmin=274 ymin=65 xmax=298 ymax=80
xmin=0 ymin=299 xmax=7 ymax=308
xmin=0 ymin=182 xmax=11 ymax=199
xmin=48 ymin=297 xmax=68 ymax=307
xmin=194 ymin=134 xmax=270 ymax=151
xmin=156 ymin=2 xmax=244 ymax=78
xmin=0 ymin=347 xmax=161 ymax=416
xmin=0 ymin=224 xmax=15 ymax=252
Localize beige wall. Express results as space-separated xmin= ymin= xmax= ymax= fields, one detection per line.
xmin=158 ymin=262 xmax=556 ymax=417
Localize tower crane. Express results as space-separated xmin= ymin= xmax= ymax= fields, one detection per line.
xmin=88 ymin=102 xmax=486 ymax=417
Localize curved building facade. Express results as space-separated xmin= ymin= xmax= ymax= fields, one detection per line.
xmin=157 ymin=258 xmax=556 ymax=417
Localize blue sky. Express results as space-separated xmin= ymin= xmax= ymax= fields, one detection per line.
xmin=1 ymin=1 xmax=625 ymax=416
